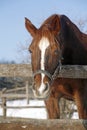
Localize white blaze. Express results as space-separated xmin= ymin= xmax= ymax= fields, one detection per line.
xmin=39 ymin=37 xmax=49 ymax=94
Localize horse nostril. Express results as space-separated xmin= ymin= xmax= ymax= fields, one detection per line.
xmin=43 ymin=82 xmax=49 ymax=92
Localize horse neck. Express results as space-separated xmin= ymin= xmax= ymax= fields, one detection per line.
xmin=61 ymin=25 xmax=87 ymax=65
xmin=65 ymin=18 xmax=87 ymax=50
xmin=62 ymin=21 xmax=87 ymax=49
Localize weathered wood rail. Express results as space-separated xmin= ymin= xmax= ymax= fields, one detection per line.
xmin=0 ymin=64 xmax=87 ymax=78
xmin=0 ymin=117 xmax=87 ymax=130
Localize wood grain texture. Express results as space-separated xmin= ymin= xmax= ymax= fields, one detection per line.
xmin=0 ymin=117 xmax=87 ymax=130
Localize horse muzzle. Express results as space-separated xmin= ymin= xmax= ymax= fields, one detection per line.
xmin=32 ymin=82 xmax=50 ymax=99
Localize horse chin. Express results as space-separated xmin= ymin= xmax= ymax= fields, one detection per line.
xmin=33 ymin=89 xmax=50 ymax=100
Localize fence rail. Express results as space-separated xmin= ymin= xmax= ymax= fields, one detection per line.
xmin=0 ymin=117 xmax=87 ymax=130
xmin=0 ymin=64 xmax=32 ymax=78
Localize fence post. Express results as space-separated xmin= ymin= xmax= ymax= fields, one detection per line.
xmin=2 ymin=97 xmax=6 ymax=118
xmin=1 ymin=88 xmax=7 ymax=118
xmin=26 ymin=81 xmax=29 ymax=104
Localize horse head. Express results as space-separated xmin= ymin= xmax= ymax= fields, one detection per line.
xmin=25 ymin=15 xmax=62 ymax=99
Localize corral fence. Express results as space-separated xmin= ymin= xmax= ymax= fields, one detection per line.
xmin=0 ymin=64 xmax=87 ymax=130
xmin=0 ymin=64 xmax=46 ymax=117
xmin=0 ymin=64 xmax=87 ymax=117
xmin=0 ymin=81 xmax=45 ymax=118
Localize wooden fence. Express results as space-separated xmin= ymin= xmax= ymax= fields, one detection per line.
xmin=0 ymin=117 xmax=87 ymax=130
xmin=0 ymin=81 xmax=45 ymax=118
xmin=0 ymin=64 xmax=87 ymax=130
xmin=0 ymin=64 xmax=87 ymax=117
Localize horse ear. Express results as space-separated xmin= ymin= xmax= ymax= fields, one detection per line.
xmin=25 ymin=17 xmax=37 ymax=37
xmin=48 ymin=15 xmax=61 ymax=35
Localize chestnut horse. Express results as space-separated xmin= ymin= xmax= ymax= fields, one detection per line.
xmin=25 ymin=14 xmax=87 ymax=119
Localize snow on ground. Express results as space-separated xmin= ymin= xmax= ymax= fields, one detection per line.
xmin=72 ymin=112 xmax=78 ymax=119
xmin=0 ymin=99 xmax=47 ymax=119
xmin=0 ymin=99 xmax=78 ymax=119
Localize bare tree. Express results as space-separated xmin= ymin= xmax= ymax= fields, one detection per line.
xmin=75 ymin=17 xmax=87 ymax=33
xmin=16 ymin=39 xmax=31 ymax=63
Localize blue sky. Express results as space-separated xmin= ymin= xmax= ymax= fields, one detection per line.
xmin=0 ymin=0 xmax=87 ymax=63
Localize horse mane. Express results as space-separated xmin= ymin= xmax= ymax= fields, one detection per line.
xmin=60 ymin=15 xmax=87 ymax=48
xmin=60 ymin=15 xmax=81 ymax=38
